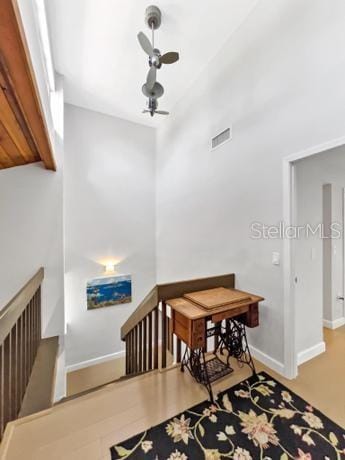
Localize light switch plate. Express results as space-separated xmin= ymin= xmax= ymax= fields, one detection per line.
xmin=272 ymin=252 xmax=280 ymax=266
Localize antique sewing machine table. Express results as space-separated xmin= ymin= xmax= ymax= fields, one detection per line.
xmin=166 ymin=287 xmax=264 ymax=401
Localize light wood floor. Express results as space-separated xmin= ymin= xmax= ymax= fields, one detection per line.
xmin=67 ymin=357 xmax=126 ymax=396
xmin=1 ymin=327 xmax=344 ymax=460
xmin=67 ymin=347 xmax=175 ymax=396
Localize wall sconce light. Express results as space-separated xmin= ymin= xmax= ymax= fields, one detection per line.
xmin=104 ymin=262 xmax=116 ymax=273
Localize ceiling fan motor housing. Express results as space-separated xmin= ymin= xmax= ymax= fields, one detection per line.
xmin=150 ymin=51 xmax=161 ymax=68
xmin=145 ymin=5 xmax=161 ymax=30
xmin=142 ymin=82 xmax=164 ymax=99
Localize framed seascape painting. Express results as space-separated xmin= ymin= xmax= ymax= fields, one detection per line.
xmin=87 ymin=274 xmax=132 ymax=310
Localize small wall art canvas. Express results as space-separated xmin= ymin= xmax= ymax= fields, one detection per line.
xmin=87 ymin=274 xmax=132 ymax=310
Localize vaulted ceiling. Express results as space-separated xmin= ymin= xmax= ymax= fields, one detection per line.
xmin=46 ymin=0 xmax=258 ymax=127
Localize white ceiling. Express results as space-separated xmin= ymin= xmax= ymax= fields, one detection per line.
xmin=46 ymin=0 xmax=258 ymax=127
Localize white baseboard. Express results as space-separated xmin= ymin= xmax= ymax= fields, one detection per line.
xmin=250 ymin=345 xmax=285 ymax=376
xmin=67 ymin=343 xmax=324 ymax=377
xmin=66 ymin=350 xmax=125 ymax=373
xmin=297 ymin=341 xmax=325 ymax=366
xmin=323 ymin=317 xmax=345 ymax=330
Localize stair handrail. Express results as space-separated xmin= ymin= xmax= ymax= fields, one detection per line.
xmin=0 ymin=267 xmax=44 ymax=438
xmin=121 ymin=273 xmax=236 ymax=376
xmin=0 ymin=267 xmax=44 ymax=344
xmin=121 ymin=286 xmax=158 ymax=340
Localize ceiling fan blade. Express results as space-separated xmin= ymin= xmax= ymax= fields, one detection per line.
xmin=137 ymin=32 xmax=153 ymax=56
xmin=142 ymin=110 xmax=150 ymax=113
xmin=160 ymin=51 xmax=179 ymax=64
xmin=155 ymin=110 xmax=169 ymax=115
xmin=146 ymin=66 xmax=157 ymax=91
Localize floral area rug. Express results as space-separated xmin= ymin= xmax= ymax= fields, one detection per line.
xmin=110 ymin=371 xmax=345 ymax=459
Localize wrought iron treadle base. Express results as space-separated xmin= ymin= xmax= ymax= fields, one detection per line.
xmin=181 ymin=318 xmax=257 ymax=402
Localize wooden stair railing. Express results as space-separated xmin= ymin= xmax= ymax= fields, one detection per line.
xmin=121 ymin=274 xmax=235 ymax=377
xmin=0 ymin=267 xmax=44 ymax=439
xmin=121 ymin=288 xmax=161 ymax=375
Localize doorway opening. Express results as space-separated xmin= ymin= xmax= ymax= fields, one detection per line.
xmin=283 ymin=137 xmax=345 ymax=379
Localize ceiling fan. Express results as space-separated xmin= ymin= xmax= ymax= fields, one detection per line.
xmin=141 ymin=81 xmax=169 ymax=116
xmin=138 ymin=6 xmax=179 ymax=117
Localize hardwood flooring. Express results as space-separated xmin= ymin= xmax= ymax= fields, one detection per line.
xmin=67 ymin=357 xmax=125 ymax=396
xmin=1 ymin=327 xmax=344 ymax=460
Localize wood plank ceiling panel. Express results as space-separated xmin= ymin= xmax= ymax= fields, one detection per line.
xmin=0 ymin=121 xmax=27 ymax=167
xmin=0 ymin=77 xmax=38 ymax=164
xmin=0 ymin=0 xmax=56 ymax=171
xmin=0 ymin=145 xmax=15 ymax=168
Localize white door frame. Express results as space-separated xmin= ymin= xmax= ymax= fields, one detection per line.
xmin=283 ymin=135 xmax=345 ymax=379
xmin=342 ymin=189 xmax=345 ymax=320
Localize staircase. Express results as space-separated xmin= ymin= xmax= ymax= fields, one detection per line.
xmin=121 ymin=287 xmax=178 ymax=375
xmin=0 ymin=356 xmax=257 ymax=460
xmin=63 ymin=273 xmax=236 ymax=401
xmin=0 ymin=268 xmax=59 ymax=440
xmin=0 ymin=273 xmax=238 ymax=459
xmin=121 ymin=273 xmax=235 ymax=378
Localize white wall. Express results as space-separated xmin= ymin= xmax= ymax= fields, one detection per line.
xmin=0 ymin=0 xmax=66 ymax=397
xmin=294 ymin=147 xmax=345 ymax=355
xmin=0 ymin=78 xmax=65 ymax=396
xmin=6 ymin=0 xmax=345 ymax=380
xmin=13 ymin=0 xmax=66 ymax=398
xmin=156 ymin=0 xmax=345 ymax=369
xmin=64 ymin=104 xmax=156 ymax=367
xmin=0 ymin=155 xmax=64 ymax=337
xmin=323 ymin=184 xmax=333 ymax=324
xmin=323 ymin=183 xmax=344 ymax=326
xmin=330 ymin=185 xmax=344 ymax=322
xmin=0 ymin=0 xmax=63 ymax=326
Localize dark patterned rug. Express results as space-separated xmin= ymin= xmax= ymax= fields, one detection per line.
xmin=110 ymin=371 xmax=345 ymax=459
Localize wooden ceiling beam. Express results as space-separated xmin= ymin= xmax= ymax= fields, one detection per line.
xmin=0 ymin=0 xmax=56 ymax=171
